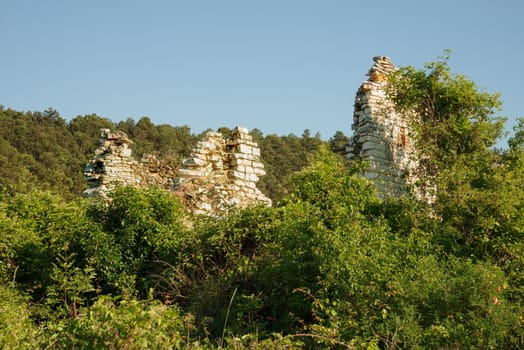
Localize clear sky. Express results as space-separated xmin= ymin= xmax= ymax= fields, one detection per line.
xmin=1 ymin=0 xmax=522 ymax=145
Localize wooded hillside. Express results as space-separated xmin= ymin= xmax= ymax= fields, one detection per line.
xmin=0 ymin=106 xmax=341 ymax=201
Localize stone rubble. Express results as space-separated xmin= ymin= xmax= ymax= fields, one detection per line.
xmin=83 ymin=127 xmax=271 ymax=216
xmin=346 ymin=56 xmax=418 ymax=197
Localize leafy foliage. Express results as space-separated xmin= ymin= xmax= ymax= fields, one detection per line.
xmin=254 ymin=129 xmax=326 ymax=201
xmin=44 ymin=297 xmax=195 ymax=349
xmin=0 ymin=55 xmax=524 ymax=348
xmin=0 ymin=285 xmax=41 ymax=349
xmin=387 ymin=52 xmax=505 ymax=181
xmin=387 ymin=53 xmax=524 ymax=270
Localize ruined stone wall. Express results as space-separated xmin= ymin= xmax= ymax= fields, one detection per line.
xmin=83 ymin=129 xmax=176 ymax=198
xmin=85 ymin=56 xmax=423 ymax=208
xmin=83 ymin=127 xmax=271 ymax=216
xmin=173 ymin=126 xmax=271 ymax=216
xmin=346 ymin=56 xmax=418 ymax=197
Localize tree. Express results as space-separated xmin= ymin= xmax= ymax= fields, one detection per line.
xmin=129 ymin=117 xmax=159 ymax=157
xmin=87 ymin=187 xmax=187 ymax=297
xmin=115 ymin=117 xmax=136 ymax=134
xmin=0 ymin=107 xmax=86 ymax=198
xmin=257 ymin=132 xmax=327 ymax=202
xmin=68 ymin=114 xmax=114 ymax=155
xmin=0 ymin=285 xmax=41 ymax=348
xmin=328 ymin=130 xmax=350 ymax=154
xmin=216 ymin=126 xmax=233 ymax=139
xmin=508 ymin=117 xmax=524 ymax=160
xmin=387 ymin=52 xmax=505 ymax=181
xmin=387 ymin=54 xmax=524 ymax=302
xmin=156 ymin=124 xmax=196 ymax=165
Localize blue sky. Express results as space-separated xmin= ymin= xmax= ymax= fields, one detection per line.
xmin=1 ymin=0 xmax=523 ymax=145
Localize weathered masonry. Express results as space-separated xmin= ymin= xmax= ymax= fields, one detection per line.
xmin=84 ymin=56 xmax=421 ymax=213
xmin=173 ymin=127 xmax=271 ymax=216
xmin=83 ymin=127 xmax=271 ymax=216
xmin=346 ymin=56 xmax=417 ymax=197
xmin=83 ymin=129 xmax=176 ymax=198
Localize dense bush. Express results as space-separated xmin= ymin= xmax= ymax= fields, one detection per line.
xmin=1 ymin=144 xmax=522 ymax=348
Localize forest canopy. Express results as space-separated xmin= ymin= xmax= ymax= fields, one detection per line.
xmin=0 ymin=56 xmax=523 ymax=349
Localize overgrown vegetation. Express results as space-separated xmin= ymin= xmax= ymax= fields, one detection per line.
xmin=1 ymin=56 xmax=523 ymax=348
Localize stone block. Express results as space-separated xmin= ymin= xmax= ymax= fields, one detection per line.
xmin=183 ymin=158 xmax=207 ymax=167
xmin=230 ymin=153 xmax=253 ymax=166
xmin=177 ymin=169 xmax=204 ymax=177
xmin=230 ymin=158 xmax=251 ymax=166
xmin=232 ymin=171 xmax=245 ymax=179
xmin=232 ymin=179 xmax=247 ymax=187
xmin=232 ymin=131 xmax=254 ymax=141
xmin=84 ymin=127 xmax=271 ymax=217
xmin=238 ymin=144 xmax=253 ymax=154
xmin=253 ymin=167 xmax=266 ymax=176
xmin=212 ymin=160 xmax=224 ymax=169
xmin=197 ymin=202 xmax=212 ymax=211
xmin=233 ymin=126 xmax=250 ymax=135
xmin=245 ymin=181 xmax=256 ymax=189
xmin=247 ymin=173 xmax=258 ymax=181
xmin=245 ymin=192 xmax=258 ymax=199
xmin=236 ymin=165 xmax=246 ymax=173
xmin=210 ymin=154 xmax=222 ymax=162
xmin=193 ymin=153 xmax=207 ymax=160
xmin=238 ymin=154 xmax=257 ymax=161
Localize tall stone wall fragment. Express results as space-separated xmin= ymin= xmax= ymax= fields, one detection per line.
xmin=346 ymin=56 xmax=418 ymax=197
xmin=173 ymin=126 xmax=271 ymax=216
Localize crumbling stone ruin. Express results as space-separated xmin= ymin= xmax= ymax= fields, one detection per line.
xmin=83 ymin=129 xmax=176 ymax=198
xmin=346 ymin=56 xmax=418 ymax=197
xmin=173 ymin=127 xmax=271 ymax=216
xmin=84 ymin=56 xmax=423 ymax=213
xmin=83 ymin=127 xmax=271 ymax=216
